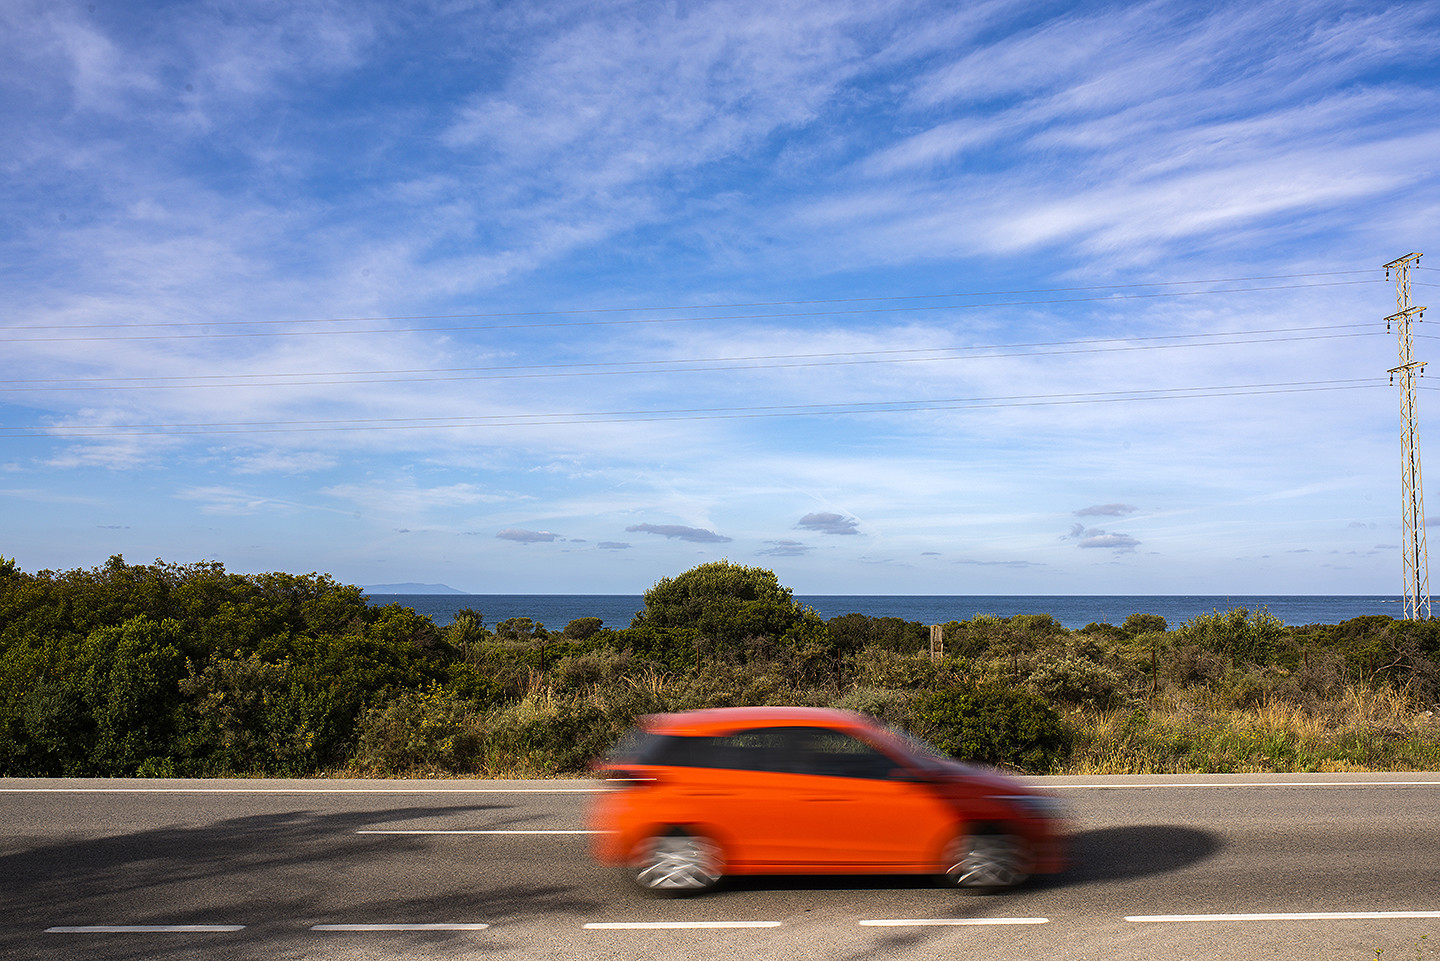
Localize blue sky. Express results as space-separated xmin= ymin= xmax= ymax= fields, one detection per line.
xmin=3 ymin=0 xmax=1439 ymax=596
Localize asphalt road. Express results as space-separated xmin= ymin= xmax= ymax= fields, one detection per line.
xmin=2 ymin=773 xmax=1439 ymax=961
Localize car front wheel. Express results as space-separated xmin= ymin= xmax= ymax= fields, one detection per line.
xmin=942 ymin=830 xmax=1029 ymax=890
xmin=631 ymin=829 xmax=723 ymax=894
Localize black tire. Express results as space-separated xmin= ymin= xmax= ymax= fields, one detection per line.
xmin=941 ymin=829 xmax=1030 ymax=890
xmin=631 ymin=828 xmax=724 ymax=895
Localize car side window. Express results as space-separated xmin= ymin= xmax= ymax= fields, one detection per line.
xmin=711 ymin=727 xmax=792 ymax=772
xmin=642 ymin=729 xmax=794 ymax=771
xmin=638 ymin=726 xmax=900 ymax=779
xmin=776 ymin=726 xmax=899 ymax=780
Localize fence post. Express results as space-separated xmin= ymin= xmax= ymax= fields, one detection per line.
xmin=930 ymin=624 xmax=944 ymax=661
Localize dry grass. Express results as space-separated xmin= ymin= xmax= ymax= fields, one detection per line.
xmin=1061 ymin=682 xmax=1440 ymax=774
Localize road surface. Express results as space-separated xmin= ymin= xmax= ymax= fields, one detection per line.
xmin=1 ymin=772 xmax=1437 ymax=960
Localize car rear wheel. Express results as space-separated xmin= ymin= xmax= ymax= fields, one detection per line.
xmin=942 ymin=829 xmax=1029 ymax=890
xmin=631 ymin=829 xmax=723 ymax=894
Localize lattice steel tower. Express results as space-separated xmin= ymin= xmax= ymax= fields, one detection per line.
xmin=1385 ymin=252 xmax=1429 ymax=620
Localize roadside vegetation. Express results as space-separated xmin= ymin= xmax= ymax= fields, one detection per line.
xmin=2 ymin=554 xmax=1438 ymax=778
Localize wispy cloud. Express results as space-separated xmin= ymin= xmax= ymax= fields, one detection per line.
xmin=497 ymin=528 xmax=560 ymax=544
xmin=797 ymin=512 xmax=860 ymax=535
xmin=1066 ymin=523 xmax=1141 ymax=553
xmin=759 ymin=539 xmax=812 ymax=557
xmin=1076 ymin=504 xmax=1138 ymax=518
xmin=0 ymin=0 xmax=1429 ymax=593
xmin=626 ymin=523 xmax=733 ymax=544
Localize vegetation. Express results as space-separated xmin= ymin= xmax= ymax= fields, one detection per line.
xmin=2 ymin=554 xmax=1439 ymax=778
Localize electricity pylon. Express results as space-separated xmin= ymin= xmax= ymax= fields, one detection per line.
xmin=1385 ymin=252 xmax=1429 ymax=620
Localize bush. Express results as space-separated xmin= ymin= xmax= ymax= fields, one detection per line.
xmin=631 ymin=561 xmax=818 ymax=646
xmin=176 ymin=652 xmax=319 ymax=775
xmin=483 ymin=694 xmax=616 ymax=774
xmin=1123 ymin=613 xmax=1168 ymax=635
xmin=827 ymin=614 xmax=928 ymax=654
xmin=911 ymin=682 xmax=1073 ymax=772
xmin=848 ymin=647 xmax=946 ymax=689
xmin=1181 ymin=607 xmax=1286 ymax=667
xmin=564 ymin=617 xmax=604 ymax=640
xmin=1029 ymin=654 xmax=1123 ymax=707
xmin=354 ymin=686 xmax=486 ymax=775
xmin=1079 ymin=621 xmax=1126 ymax=641
xmin=834 ymin=687 xmax=914 ymax=728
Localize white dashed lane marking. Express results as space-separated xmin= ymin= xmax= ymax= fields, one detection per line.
xmin=356 ymin=829 xmax=596 ymax=835
xmin=860 ymin=918 xmax=1050 ymax=926
xmin=311 ymin=923 xmax=492 ymax=931
xmin=583 ymin=921 xmax=784 ymax=930
xmin=1127 ymin=911 xmax=1440 ymax=923
xmin=46 ymin=925 xmax=246 ymax=933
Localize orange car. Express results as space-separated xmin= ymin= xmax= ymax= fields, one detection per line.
xmin=588 ymin=706 xmax=1068 ymax=894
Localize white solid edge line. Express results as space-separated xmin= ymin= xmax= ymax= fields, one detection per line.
xmin=584 ymin=921 xmax=783 ymax=930
xmin=311 ymin=923 xmax=491 ymax=931
xmin=860 ymin=918 xmax=1049 ymax=926
xmin=1058 ymin=781 xmax=1440 ymax=789
xmin=10 ymin=780 xmax=1440 ymax=794
xmin=1127 ymin=912 xmax=1440 ymax=922
xmin=2 ymin=787 xmax=602 ymax=794
xmin=356 ymin=829 xmax=596 ymax=835
xmin=46 ymin=925 xmax=246 ymax=933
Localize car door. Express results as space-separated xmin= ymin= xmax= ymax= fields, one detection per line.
xmin=768 ymin=725 xmax=956 ymax=869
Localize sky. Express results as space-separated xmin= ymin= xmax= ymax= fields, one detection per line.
xmin=3 ymin=0 xmax=1440 ymax=597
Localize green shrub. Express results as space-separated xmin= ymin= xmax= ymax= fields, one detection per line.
xmin=833 ymin=687 xmax=914 ymax=728
xmin=483 ymin=694 xmax=617 ymax=774
xmin=1181 ymin=607 xmax=1286 ymax=667
xmin=848 ymin=647 xmax=945 ymax=689
xmin=911 ymin=681 xmax=1073 ymax=772
xmin=447 ymin=608 xmax=489 ymax=657
xmin=176 ymin=652 xmax=316 ymax=775
xmin=631 ymin=560 xmax=819 ymax=646
xmin=354 ymin=686 xmax=486 ymax=775
xmin=1079 ymin=621 xmax=1126 ymax=641
xmin=563 ymin=617 xmax=604 ymax=640
xmin=1123 ymin=613 xmax=1168 ymax=635
xmin=1029 ymin=654 xmax=1124 ymax=707
xmin=827 ymin=614 xmax=928 ymax=654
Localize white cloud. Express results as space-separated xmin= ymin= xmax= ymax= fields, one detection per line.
xmin=0 ymin=0 xmax=1429 ymax=594
xmin=797 ymin=512 xmax=861 ymax=535
xmin=174 ymin=485 xmax=298 ymax=516
xmin=626 ymin=523 xmax=733 ymax=544
xmin=1076 ymin=504 xmax=1138 ymax=518
xmin=497 ymin=528 xmax=560 ymax=544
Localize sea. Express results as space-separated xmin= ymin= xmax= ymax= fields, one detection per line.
xmin=363 ymin=594 xmax=1405 ymax=632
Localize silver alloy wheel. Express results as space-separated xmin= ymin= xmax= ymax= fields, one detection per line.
xmin=632 ymin=831 xmax=723 ymax=893
xmin=943 ymin=832 xmax=1029 ymax=889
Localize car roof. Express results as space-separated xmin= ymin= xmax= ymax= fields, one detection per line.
xmin=640 ymin=706 xmax=871 ymax=736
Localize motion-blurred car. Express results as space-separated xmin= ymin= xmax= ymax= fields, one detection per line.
xmin=588 ymin=706 xmax=1068 ymax=894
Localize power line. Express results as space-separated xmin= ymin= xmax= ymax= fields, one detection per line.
xmin=0 ymin=323 xmax=1380 ymax=392
xmin=0 ymin=378 xmax=1384 ymax=436
xmin=1 ymin=269 xmax=1381 ymax=330
xmin=0 ymin=279 xmax=1383 ymax=343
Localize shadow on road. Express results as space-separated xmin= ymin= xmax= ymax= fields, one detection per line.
xmin=1051 ymin=823 xmax=1221 ymax=886
xmin=0 ymin=801 xmax=607 ymax=960
xmin=693 ymin=823 xmax=1220 ymax=895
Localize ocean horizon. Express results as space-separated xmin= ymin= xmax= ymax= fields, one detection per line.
xmin=363 ymin=593 xmax=1404 ymax=632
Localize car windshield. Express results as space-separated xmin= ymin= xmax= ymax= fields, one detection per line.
xmin=882 ymin=723 xmax=951 ymax=767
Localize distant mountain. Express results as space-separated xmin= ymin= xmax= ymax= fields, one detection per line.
xmin=362 ymin=582 xmax=466 ymax=594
